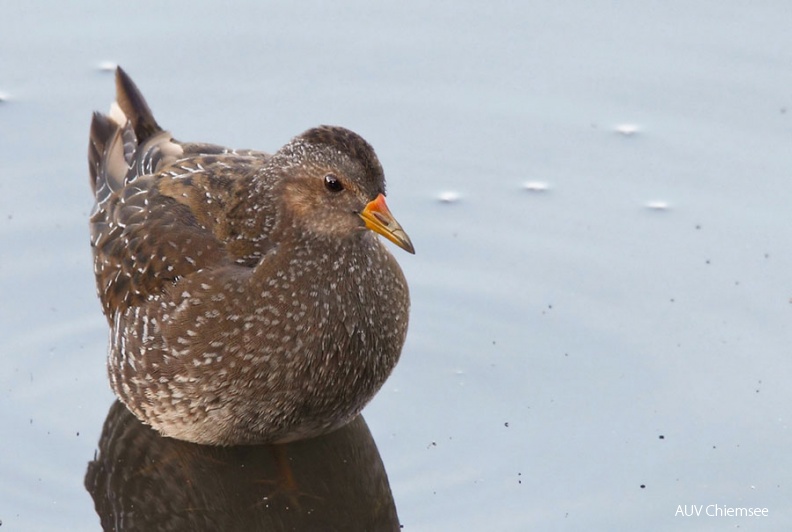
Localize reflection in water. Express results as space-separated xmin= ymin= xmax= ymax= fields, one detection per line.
xmin=85 ymin=401 xmax=400 ymax=531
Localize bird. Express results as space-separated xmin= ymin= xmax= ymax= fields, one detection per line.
xmin=88 ymin=67 xmax=413 ymax=446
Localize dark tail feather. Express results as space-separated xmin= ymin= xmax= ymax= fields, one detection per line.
xmin=89 ymin=67 xmax=177 ymax=203
xmin=115 ymin=67 xmax=162 ymax=142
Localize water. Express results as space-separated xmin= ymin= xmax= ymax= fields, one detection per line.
xmin=2 ymin=1 xmax=792 ymax=530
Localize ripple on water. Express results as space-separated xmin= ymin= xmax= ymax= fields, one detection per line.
xmin=96 ymin=61 xmax=118 ymax=73
xmin=644 ymin=200 xmax=670 ymax=211
xmin=614 ymin=123 xmax=641 ymax=136
xmin=522 ymin=181 xmax=550 ymax=192
xmin=437 ymin=191 xmax=461 ymax=204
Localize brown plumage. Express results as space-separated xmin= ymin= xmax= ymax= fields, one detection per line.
xmin=89 ymin=67 xmax=413 ymax=445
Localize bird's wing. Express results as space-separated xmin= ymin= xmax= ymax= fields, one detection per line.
xmin=89 ymin=68 xmax=273 ymax=321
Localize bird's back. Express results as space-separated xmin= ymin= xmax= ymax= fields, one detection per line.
xmin=89 ymin=68 xmax=275 ymax=320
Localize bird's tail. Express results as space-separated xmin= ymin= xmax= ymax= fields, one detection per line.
xmin=114 ymin=66 xmax=162 ymax=142
xmin=88 ymin=67 xmax=177 ymax=203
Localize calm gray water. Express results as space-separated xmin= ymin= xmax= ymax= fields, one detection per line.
xmin=2 ymin=1 xmax=791 ymax=530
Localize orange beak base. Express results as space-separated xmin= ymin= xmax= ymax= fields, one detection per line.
xmin=359 ymin=194 xmax=415 ymax=254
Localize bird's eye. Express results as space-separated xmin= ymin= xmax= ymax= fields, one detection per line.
xmin=324 ymin=174 xmax=344 ymax=193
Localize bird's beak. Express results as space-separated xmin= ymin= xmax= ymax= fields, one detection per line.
xmin=359 ymin=194 xmax=415 ymax=254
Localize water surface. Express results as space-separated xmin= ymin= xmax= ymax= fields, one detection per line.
xmin=1 ymin=1 xmax=791 ymax=530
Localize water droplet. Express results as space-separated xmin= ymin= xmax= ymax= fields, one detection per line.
xmin=0 ymin=91 xmax=9 ymax=102
xmin=523 ymin=181 xmax=549 ymax=192
xmin=96 ymin=61 xmax=118 ymax=72
xmin=645 ymin=200 xmax=670 ymax=211
xmin=614 ymin=123 xmax=641 ymax=136
xmin=437 ymin=191 xmax=461 ymax=203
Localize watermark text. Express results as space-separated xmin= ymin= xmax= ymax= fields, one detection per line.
xmin=675 ymin=505 xmax=768 ymax=518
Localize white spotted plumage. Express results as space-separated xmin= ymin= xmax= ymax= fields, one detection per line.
xmin=89 ymin=67 xmax=411 ymax=445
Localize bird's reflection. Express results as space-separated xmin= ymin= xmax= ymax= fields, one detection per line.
xmin=85 ymin=401 xmax=400 ymax=531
